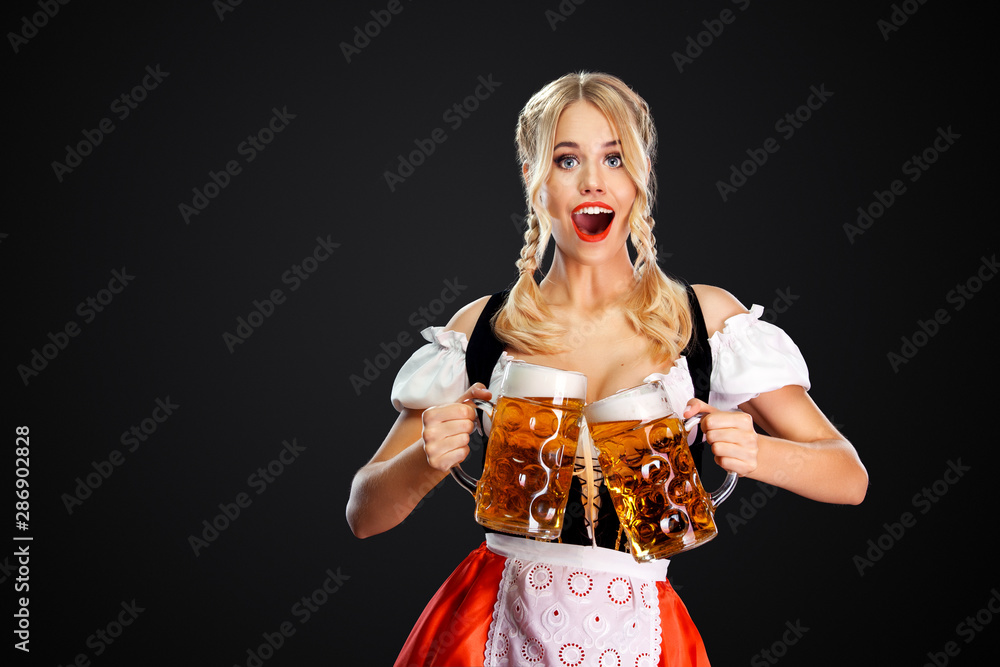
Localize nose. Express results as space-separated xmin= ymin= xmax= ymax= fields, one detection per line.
xmin=578 ymin=162 xmax=605 ymax=195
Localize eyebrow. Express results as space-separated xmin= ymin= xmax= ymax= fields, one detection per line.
xmin=553 ymin=140 xmax=620 ymax=150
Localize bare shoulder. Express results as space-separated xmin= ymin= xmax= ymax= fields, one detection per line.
xmin=691 ymin=284 xmax=750 ymax=336
xmin=443 ymin=295 xmax=494 ymax=339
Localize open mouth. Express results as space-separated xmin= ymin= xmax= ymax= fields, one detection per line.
xmin=571 ymin=203 xmax=615 ymax=242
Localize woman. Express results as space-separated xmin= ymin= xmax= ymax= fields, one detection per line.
xmin=347 ymin=71 xmax=868 ymax=666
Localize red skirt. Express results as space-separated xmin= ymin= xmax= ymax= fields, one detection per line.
xmin=395 ymin=535 xmax=710 ymax=667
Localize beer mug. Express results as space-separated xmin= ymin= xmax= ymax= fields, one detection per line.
xmin=584 ymin=381 xmax=738 ymax=562
xmin=450 ymin=360 xmax=587 ymax=540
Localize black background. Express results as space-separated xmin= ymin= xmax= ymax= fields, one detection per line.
xmin=5 ymin=0 xmax=998 ymax=665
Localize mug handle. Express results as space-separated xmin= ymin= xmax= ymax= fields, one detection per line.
xmin=449 ymin=398 xmax=494 ymax=496
xmin=684 ymin=413 xmax=738 ymax=507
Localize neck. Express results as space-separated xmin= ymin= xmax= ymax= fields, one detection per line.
xmin=539 ymin=248 xmax=637 ymax=311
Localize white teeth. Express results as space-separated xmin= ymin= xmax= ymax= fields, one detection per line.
xmin=576 ymin=206 xmax=613 ymax=215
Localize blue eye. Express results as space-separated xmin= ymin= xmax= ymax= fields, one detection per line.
xmin=606 ymin=154 xmax=623 ymax=168
xmin=556 ymin=155 xmax=578 ymax=169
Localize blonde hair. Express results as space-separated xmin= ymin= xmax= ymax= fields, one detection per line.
xmin=493 ymin=71 xmax=692 ymax=363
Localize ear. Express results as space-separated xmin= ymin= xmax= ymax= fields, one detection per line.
xmin=522 ymin=162 xmax=530 ymax=188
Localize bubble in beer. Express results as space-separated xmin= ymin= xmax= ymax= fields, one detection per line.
xmin=649 ymin=422 xmax=677 ymax=449
xmin=640 ymin=456 xmax=671 ymax=484
xmin=668 ymin=476 xmax=695 ymax=504
xmin=498 ymin=489 xmax=526 ymax=518
xmin=493 ymin=459 xmax=516 ymax=485
xmin=530 ymin=408 xmax=558 ymax=438
xmin=498 ymin=401 xmax=525 ymax=431
xmin=672 ymin=447 xmax=695 ymax=475
xmin=636 ymin=520 xmax=657 ymax=543
xmin=539 ymin=439 xmax=565 ymax=469
xmin=599 ymin=440 xmax=627 ymax=465
xmin=660 ymin=509 xmax=689 ymax=536
xmin=636 ymin=489 xmax=667 ymax=519
xmin=518 ymin=464 xmax=547 ymax=494
xmin=624 ymin=446 xmax=645 ymax=468
xmin=688 ymin=499 xmax=712 ymax=528
xmin=619 ymin=433 xmax=645 ymax=454
xmin=618 ymin=471 xmax=639 ymax=495
xmin=530 ymin=494 xmax=558 ymax=523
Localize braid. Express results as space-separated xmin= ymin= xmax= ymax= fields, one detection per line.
xmin=623 ymin=210 xmax=692 ymax=362
xmin=492 ymin=208 xmax=563 ymax=353
xmin=516 ymin=212 xmax=542 ymax=276
xmin=630 ymin=213 xmax=658 ymax=278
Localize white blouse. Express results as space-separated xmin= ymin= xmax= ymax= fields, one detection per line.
xmin=391 ymin=304 xmax=810 ymax=413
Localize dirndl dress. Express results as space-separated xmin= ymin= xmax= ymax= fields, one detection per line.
xmin=389 ymin=296 xmax=809 ymax=667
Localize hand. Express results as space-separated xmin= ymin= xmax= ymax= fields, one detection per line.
xmin=421 ymin=383 xmax=492 ymax=473
xmin=684 ymin=398 xmax=758 ymax=477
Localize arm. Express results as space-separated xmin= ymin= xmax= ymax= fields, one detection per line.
xmin=687 ymin=285 xmax=869 ymax=505
xmin=741 ymin=386 xmax=867 ymax=504
xmin=346 ymin=296 xmax=492 ymax=539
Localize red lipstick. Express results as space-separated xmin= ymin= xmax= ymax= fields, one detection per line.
xmin=571 ymin=201 xmax=615 ymax=242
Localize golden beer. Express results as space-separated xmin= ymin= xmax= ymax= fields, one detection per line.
xmin=589 ymin=414 xmax=722 ymax=561
xmin=450 ymin=360 xmax=588 ymax=539
xmin=475 ymin=395 xmax=583 ymax=539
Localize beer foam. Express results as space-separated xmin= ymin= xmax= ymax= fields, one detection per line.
xmin=503 ymin=361 xmax=587 ymax=400
xmin=585 ymin=383 xmax=671 ymax=424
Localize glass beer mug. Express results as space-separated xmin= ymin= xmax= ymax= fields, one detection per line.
xmin=584 ymin=381 xmax=738 ymax=562
xmin=450 ymin=360 xmax=587 ymax=540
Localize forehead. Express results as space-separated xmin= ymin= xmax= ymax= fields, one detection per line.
xmin=553 ymin=100 xmax=619 ymax=145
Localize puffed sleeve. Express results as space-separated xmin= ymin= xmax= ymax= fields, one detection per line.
xmin=708 ymin=305 xmax=811 ymax=410
xmin=390 ymin=327 xmax=470 ymax=411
